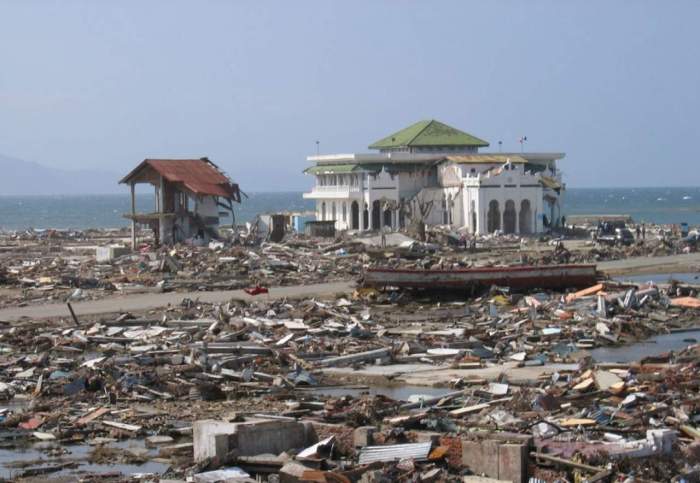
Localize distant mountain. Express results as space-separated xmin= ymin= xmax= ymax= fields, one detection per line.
xmin=0 ymin=154 xmax=122 ymax=195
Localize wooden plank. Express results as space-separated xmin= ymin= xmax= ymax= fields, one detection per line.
xmin=77 ymin=407 xmax=110 ymax=426
xmin=102 ymin=420 xmax=142 ymax=432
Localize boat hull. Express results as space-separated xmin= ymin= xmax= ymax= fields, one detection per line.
xmin=361 ymin=264 xmax=597 ymax=290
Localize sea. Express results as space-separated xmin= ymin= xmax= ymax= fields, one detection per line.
xmin=0 ymin=187 xmax=699 ymax=231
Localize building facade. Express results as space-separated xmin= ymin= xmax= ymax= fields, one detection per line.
xmin=303 ymin=120 xmax=565 ymax=235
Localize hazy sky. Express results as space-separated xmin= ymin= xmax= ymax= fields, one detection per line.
xmin=1 ymin=1 xmax=699 ymax=191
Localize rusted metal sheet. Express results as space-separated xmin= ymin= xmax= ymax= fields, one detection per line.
xmin=120 ymin=158 xmax=240 ymax=200
xmin=361 ymin=264 xmax=597 ymax=290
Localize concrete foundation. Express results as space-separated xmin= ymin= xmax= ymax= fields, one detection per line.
xmin=193 ymin=419 xmax=317 ymax=462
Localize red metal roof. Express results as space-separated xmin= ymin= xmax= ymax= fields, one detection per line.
xmin=121 ymin=158 xmax=240 ymax=200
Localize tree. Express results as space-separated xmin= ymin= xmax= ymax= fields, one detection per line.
xmin=399 ymin=192 xmax=434 ymax=241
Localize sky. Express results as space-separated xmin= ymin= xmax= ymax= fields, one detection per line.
xmin=1 ymin=0 xmax=699 ymax=192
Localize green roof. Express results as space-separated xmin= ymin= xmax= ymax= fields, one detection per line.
xmin=369 ymin=119 xmax=489 ymax=150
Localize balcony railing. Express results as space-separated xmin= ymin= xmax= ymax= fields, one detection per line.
xmin=311 ymin=185 xmax=361 ymax=193
xmin=304 ymin=185 xmax=362 ymax=198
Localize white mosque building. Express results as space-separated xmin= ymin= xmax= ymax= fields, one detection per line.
xmin=303 ymin=120 xmax=565 ymax=235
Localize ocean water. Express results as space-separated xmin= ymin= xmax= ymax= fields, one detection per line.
xmin=0 ymin=192 xmax=314 ymax=231
xmin=565 ymin=187 xmax=700 ymax=225
xmin=0 ymin=187 xmax=698 ymax=231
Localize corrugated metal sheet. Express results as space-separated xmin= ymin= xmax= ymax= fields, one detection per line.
xmin=121 ymin=158 xmax=240 ymax=200
xmin=357 ymin=442 xmax=432 ymax=464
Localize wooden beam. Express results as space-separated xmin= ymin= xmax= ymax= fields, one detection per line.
xmin=530 ymin=452 xmax=604 ymax=474
xmin=159 ymin=175 xmax=166 ymax=245
xmin=130 ymin=182 xmax=136 ymax=250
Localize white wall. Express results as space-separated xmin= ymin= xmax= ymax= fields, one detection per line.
xmin=308 ymin=161 xmax=556 ymax=235
xmin=474 ymin=164 xmax=543 ymax=235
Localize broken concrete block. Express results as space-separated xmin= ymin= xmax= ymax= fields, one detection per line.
xmin=461 ymin=438 xmax=527 ymax=483
xmin=497 ymin=443 xmax=527 ymax=483
xmin=594 ymin=370 xmax=622 ymax=391
xmin=461 ymin=439 xmax=499 ymax=478
xmin=193 ymin=420 xmax=238 ymax=462
xmin=353 ymin=426 xmax=377 ymax=447
xmin=193 ymin=418 xmax=317 ymax=462
xmin=96 ymin=245 xmax=129 ymax=262
xmin=279 ymin=461 xmax=315 ymax=483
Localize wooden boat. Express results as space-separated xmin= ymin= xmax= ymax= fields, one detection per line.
xmin=361 ymin=264 xmax=597 ymax=290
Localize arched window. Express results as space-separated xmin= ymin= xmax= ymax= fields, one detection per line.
xmin=442 ymin=195 xmax=448 ymax=225
xmin=504 ymin=200 xmax=516 ymax=234
xmin=487 ymin=200 xmax=500 ymax=233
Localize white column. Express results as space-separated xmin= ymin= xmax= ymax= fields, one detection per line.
xmin=368 ymin=201 xmax=373 ymax=231
xmin=360 ymin=203 xmax=366 ymax=232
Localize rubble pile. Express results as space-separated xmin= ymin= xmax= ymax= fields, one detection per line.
xmin=2 ymin=222 xmax=698 ymax=312
xmin=1 ymin=274 xmax=700 ymax=481
xmin=0 ymin=229 xmax=364 ymax=309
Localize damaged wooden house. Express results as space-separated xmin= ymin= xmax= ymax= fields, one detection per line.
xmin=120 ymin=157 xmax=241 ymax=248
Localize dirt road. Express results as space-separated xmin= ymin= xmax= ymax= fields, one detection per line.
xmin=597 ymin=251 xmax=700 ymax=276
xmin=0 ymin=280 xmax=356 ymax=321
xmin=2 ymin=252 xmax=699 ymax=322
